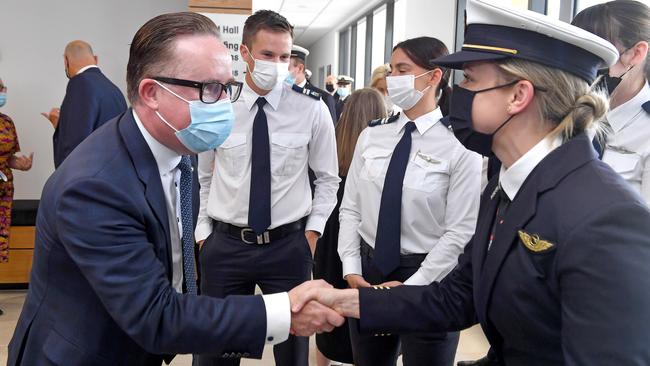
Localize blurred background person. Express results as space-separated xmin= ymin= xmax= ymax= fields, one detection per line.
xmin=41 ymin=40 xmax=127 ymax=168
xmin=334 ymin=75 xmax=354 ymax=121
xmin=371 ymin=64 xmax=400 ymax=116
xmin=289 ymin=45 xmax=336 ymax=122
xmin=572 ymin=0 xmax=650 ymax=204
xmin=0 ymin=77 xmax=33 ymax=315
xmin=325 ymin=74 xmax=338 ymax=96
xmin=313 ymin=87 xmax=387 ymax=366
xmin=338 ymin=36 xmax=481 ymax=366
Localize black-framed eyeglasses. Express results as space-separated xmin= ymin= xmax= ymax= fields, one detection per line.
xmin=152 ymin=76 xmax=243 ymax=103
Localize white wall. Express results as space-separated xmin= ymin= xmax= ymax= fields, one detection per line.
xmin=305 ymin=31 xmax=338 ymax=88
xmin=0 ymin=0 xmax=187 ymax=199
xmin=404 ymin=0 xmax=457 ymax=50
xmin=306 ymin=0 xmax=457 ymax=88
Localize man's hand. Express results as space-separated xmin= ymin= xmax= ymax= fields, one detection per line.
xmin=291 ymin=283 xmax=361 ymax=319
xmin=41 ymin=108 xmax=60 ymax=129
xmin=197 ymin=240 xmax=205 ymax=250
xmin=9 ymin=153 xmax=33 ymax=171
xmin=305 ymin=230 xmax=319 ymax=257
xmin=345 ymin=274 xmax=371 ymax=289
xmin=378 ymin=281 xmax=402 ymax=288
xmin=288 ymin=280 xmax=345 ymax=336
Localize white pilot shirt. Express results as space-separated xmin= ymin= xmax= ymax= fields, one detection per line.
xmin=338 ymin=108 xmax=482 ymax=286
xmin=195 ymin=80 xmax=339 ymax=240
xmin=133 ymin=110 xmax=290 ymax=346
xmin=601 ymin=82 xmax=650 ymax=204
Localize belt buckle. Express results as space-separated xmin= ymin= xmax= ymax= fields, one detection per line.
xmin=240 ymin=228 xmax=270 ymax=244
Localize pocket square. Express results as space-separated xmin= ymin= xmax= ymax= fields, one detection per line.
xmin=518 ymin=230 xmax=554 ymax=252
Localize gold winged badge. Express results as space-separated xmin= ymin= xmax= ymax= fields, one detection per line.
xmin=518 ymin=230 xmax=554 ymax=252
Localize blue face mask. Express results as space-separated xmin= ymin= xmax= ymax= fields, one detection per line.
xmin=155 ymin=81 xmax=234 ymax=153
xmin=284 ymin=73 xmax=296 ymax=85
xmin=0 ymin=93 xmax=6 ymax=107
xmin=336 ymin=87 xmax=349 ymax=97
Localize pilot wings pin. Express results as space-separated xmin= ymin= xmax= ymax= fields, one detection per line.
xmin=518 ymin=230 xmax=554 ymax=252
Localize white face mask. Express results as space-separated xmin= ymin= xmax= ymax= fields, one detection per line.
xmin=386 ymin=70 xmax=433 ymax=110
xmin=244 ymin=47 xmax=290 ymax=90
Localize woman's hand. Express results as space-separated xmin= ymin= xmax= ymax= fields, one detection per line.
xmin=9 ymin=153 xmax=33 ymax=171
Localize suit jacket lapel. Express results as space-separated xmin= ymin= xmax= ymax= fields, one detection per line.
xmin=118 ymin=109 xmax=173 ymax=275
xmin=474 ymin=134 xmax=597 ymax=339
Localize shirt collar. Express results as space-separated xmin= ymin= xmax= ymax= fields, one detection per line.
xmin=132 ymin=110 xmax=182 ymax=174
xmin=608 ymin=81 xmax=650 ymax=132
xmin=76 ymin=65 xmax=98 ymax=76
xmin=297 ymin=79 xmax=307 ymax=88
xmin=241 ymin=78 xmax=283 ymax=111
xmin=499 ymin=133 xmax=563 ymax=200
xmin=396 ymin=108 xmax=442 ymax=135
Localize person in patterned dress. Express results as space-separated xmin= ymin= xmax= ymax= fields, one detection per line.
xmin=0 ymin=78 xmax=33 ymax=264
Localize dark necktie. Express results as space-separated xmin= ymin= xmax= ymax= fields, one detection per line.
xmin=488 ymin=185 xmax=511 ymax=251
xmin=178 ymin=155 xmax=197 ymax=295
xmin=374 ymin=121 xmax=417 ymax=276
xmin=248 ymin=97 xmax=271 ymax=235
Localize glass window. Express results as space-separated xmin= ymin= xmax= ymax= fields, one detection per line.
xmin=393 ymin=0 xmax=407 ymax=47
xmin=546 ymin=0 xmax=561 ymax=20
xmin=372 ymin=5 xmax=387 ymax=71
xmin=575 ymin=0 xmax=609 ymax=13
xmin=356 ymin=19 xmax=367 ymax=89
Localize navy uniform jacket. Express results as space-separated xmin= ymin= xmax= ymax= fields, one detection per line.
xmin=306 ymin=81 xmax=337 ymax=123
xmin=359 ymin=134 xmax=650 ymax=365
xmin=9 ymin=111 xmax=266 ymax=366
xmin=53 ymin=67 xmax=127 ymax=168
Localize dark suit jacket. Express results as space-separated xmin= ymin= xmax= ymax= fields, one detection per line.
xmin=53 ymin=67 xmax=127 ymax=168
xmin=9 ymin=110 xmax=266 ymax=366
xmin=359 ymin=134 xmax=650 ymax=365
xmin=306 ymin=81 xmax=336 ymax=123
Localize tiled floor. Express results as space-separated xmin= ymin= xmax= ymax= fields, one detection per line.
xmin=0 ymin=290 xmax=489 ymax=365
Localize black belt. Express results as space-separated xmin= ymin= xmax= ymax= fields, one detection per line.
xmin=361 ymin=240 xmax=427 ymax=268
xmin=212 ymin=219 xmax=305 ymax=245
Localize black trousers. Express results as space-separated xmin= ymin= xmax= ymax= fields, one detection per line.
xmin=348 ymin=242 xmax=460 ymax=366
xmin=196 ymin=229 xmax=313 ymax=366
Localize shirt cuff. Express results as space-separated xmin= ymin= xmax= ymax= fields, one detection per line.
xmin=262 ymin=292 xmax=290 ymax=345
xmin=342 ymin=256 xmax=363 ymax=280
xmin=194 ymin=220 xmax=213 ymax=242
xmin=403 ymin=270 xmax=430 ymax=286
xmin=305 ymin=215 xmax=327 ymax=235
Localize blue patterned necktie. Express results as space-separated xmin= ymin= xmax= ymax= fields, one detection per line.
xmin=374 ymin=121 xmax=417 ymax=276
xmin=248 ymin=97 xmax=271 ymax=235
xmin=178 ymin=155 xmax=197 ymax=295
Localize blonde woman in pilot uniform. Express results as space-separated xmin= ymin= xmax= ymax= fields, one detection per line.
xmin=297 ymin=1 xmax=650 ymax=365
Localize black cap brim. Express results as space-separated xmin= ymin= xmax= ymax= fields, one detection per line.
xmin=430 ymin=50 xmax=512 ymax=69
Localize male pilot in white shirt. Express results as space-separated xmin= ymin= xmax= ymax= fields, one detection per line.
xmin=195 ymin=10 xmax=339 ymax=366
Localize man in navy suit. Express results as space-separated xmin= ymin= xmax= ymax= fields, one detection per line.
xmin=9 ymin=12 xmax=342 ymax=366
xmin=42 ymin=40 xmax=127 ymax=168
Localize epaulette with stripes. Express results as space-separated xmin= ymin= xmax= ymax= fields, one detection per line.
xmin=291 ymin=84 xmax=321 ymax=100
xmin=440 ymin=115 xmax=454 ymax=132
xmin=368 ymin=112 xmax=400 ymax=127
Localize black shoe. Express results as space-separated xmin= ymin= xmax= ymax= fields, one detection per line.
xmin=457 ymin=355 xmax=497 ymax=366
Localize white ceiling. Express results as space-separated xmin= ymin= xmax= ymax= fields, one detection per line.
xmin=253 ymin=0 xmax=385 ymax=47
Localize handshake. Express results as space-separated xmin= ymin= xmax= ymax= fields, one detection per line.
xmin=287 ymin=280 xmax=361 ymax=337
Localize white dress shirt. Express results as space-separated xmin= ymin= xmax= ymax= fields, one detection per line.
xmin=133 ymin=110 xmax=290 ymax=345
xmin=338 ymin=109 xmax=482 ymax=285
xmin=499 ymin=133 xmax=563 ymax=201
xmin=195 ymin=80 xmax=339 ymax=240
xmin=76 ymin=64 xmax=99 ymax=76
xmin=601 ymin=82 xmax=650 ymax=204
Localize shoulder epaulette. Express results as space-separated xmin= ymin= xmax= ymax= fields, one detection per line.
xmin=642 ymin=101 xmax=649 ymax=114
xmin=368 ymin=112 xmax=400 ymax=127
xmin=291 ymin=84 xmax=321 ymax=100
xmin=440 ymin=116 xmax=454 ymax=131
